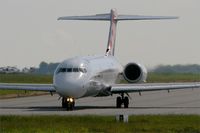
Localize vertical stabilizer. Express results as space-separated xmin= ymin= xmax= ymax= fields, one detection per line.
xmin=105 ymin=9 xmax=118 ymax=56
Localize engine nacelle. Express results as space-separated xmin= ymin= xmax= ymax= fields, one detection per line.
xmin=123 ymin=62 xmax=147 ymax=83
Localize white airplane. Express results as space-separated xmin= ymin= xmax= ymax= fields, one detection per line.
xmin=0 ymin=9 xmax=200 ymax=110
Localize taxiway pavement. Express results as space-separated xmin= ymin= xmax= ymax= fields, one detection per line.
xmin=0 ymin=89 xmax=200 ymax=115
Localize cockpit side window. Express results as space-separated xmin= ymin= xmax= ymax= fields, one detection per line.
xmin=56 ymin=68 xmax=66 ymax=74
xmin=79 ymin=68 xmax=87 ymax=73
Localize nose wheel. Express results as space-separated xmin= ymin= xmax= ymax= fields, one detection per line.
xmin=116 ymin=93 xmax=129 ymax=108
xmin=62 ymin=97 xmax=75 ymax=110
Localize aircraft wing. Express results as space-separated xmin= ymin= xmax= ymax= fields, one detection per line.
xmin=111 ymin=82 xmax=200 ymax=93
xmin=0 ymin=83 xmax=56 ymax=92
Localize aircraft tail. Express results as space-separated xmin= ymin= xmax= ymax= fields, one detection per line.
xmin=58 ymin=9 xmax=178 ymax=56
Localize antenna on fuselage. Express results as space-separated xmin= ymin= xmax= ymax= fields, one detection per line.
xmin=58 ymin=9 xmax=178 ymax=56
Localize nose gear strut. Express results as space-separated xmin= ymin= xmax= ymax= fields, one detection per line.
xmin=62 ymin=97 xmax=75 ymax=110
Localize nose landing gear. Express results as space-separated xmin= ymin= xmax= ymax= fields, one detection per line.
xmin=62 ymin=97 xmax=75 ymax=110
xmin=116 ymin=93 xmax=129 ymax=108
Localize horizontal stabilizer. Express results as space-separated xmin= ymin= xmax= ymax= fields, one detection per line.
xmin=58 ymin=14 xmax=110 ymax=21
xmin=58 ymin=14 xmax=178 ymax=21
xmin=117 ymin=15 xmax=178 ymax=21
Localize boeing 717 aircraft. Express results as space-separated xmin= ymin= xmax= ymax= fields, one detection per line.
xmin=0 ymin=9 xmax=200 ymax=110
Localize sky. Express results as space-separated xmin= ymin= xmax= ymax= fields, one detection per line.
xmin=0 ymin=0 xmax=199 ymax=69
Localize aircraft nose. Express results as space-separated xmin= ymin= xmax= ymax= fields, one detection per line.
xmin=53 ymin=74 xmax=86 ymax=98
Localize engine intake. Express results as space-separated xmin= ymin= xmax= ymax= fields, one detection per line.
xmin=123 ymin=63 xmax=147 ymax=83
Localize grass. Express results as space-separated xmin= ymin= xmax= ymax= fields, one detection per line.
xmin=120 ymin=73 xmax=200 ymax=84
xmin=0 ymin=73 xmax=52 ymax=83
xmin=0 ymin=115 xmax=200 ymax=133
xmin=147 ymin=73 xmax=200 ymax=83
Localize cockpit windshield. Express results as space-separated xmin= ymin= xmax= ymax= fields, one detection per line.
xmin=57 ymin=67 xmax=87 ymax=74
xmin=67 ymin=68 xmax=72 ymax=72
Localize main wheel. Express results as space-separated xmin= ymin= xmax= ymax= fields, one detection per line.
xmin=124 ymin=96 xmax=129 ymax=108
xmin=116 ymin=96 xmax=122 ymax=108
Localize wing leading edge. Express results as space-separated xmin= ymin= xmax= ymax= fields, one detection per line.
xmin=111 ymin=82 xmax=200 ymax=93
xmin=0 ymin=83 xmax=55 ymax=92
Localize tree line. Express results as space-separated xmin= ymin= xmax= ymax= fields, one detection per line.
xmin=151 ymin=64 xmax=200 ymax=74
xmin=33 ymin=62 xmax=59 ymax=74
xmin=33 ymin=62 xmax=200 ymax=74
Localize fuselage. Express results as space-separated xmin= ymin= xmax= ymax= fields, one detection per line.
xmin=53 ymin=55 xmax=123 ymax=98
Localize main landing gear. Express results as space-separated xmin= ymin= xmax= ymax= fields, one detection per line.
xmin=116 ymin=93 xmax=129 ymax=108
xmin=62 ymin=97 xmax=75 ymax=110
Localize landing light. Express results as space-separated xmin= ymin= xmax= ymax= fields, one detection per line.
xmin=67 ymin=98 xmax=74 ymax=102
xmin=69 ymin=98 xmax=73 ymax=102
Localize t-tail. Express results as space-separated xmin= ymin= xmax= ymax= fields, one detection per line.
xmin=58 ymin=9 xmax=178 ymax=56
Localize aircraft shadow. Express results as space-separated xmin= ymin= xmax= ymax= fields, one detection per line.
xmin=1 ymin=106 xmax=200 ymax=112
